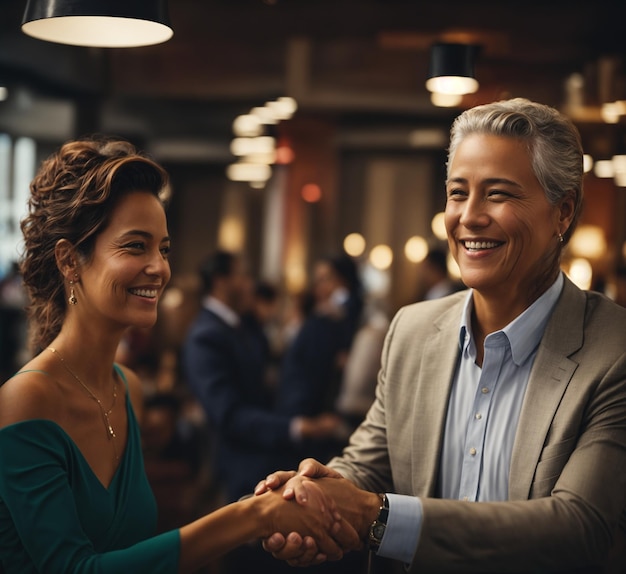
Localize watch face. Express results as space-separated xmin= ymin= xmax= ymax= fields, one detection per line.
xmin=373 ymin=523 xmax=386 ymax=540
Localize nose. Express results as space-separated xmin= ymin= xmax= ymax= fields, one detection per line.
xmin=145 ymin=249 xmax=171 ymax=283
xmin=458 ymin=193 xmax=490 ymax=229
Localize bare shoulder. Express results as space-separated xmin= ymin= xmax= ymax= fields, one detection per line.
xmin=0 ymin=367 xmax=62 ymax=428
xmin=115 ymin=364 xmax=144 ymax=423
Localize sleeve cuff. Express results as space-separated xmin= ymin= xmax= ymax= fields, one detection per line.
xmin=376 ymin=493 xmax=423 ymax=565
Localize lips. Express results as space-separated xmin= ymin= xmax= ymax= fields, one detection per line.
xmin=128 ymin=288 xmax=158 ymax=298
xmin=462 ymin=240 xmax=503 ymax=251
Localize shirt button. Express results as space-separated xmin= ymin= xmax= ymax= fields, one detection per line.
xmin=469 ymin=447 xmax=477 ymax=456
xmin=475 ymin=413 xmax=482 ymax=420
xmin=481 ymin=387 xmax=490 ymax=394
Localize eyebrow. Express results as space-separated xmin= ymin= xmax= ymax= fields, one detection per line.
xmin=446 ymin=177 xmax=523 ymax=189
xmin=120 ymin=230 xmax=171 ymax=243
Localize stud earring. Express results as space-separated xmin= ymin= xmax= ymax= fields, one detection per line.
xmin=68 ymin=277 xmax=78 ymax=305
xmin=557 ymin=233 xmax=564 ymax=244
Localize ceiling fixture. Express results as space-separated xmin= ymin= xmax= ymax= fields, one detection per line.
xmin=21 ymin=0 xmax=173 ymax=48
xmin=426 ymin=42 xmax=480 ymax=96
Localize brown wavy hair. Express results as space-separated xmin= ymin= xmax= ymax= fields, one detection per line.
xmin=20 ymin=137 xmax=169 ymax=351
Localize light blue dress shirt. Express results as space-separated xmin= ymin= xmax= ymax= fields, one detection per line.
xmin=377 ymin=273 xmax=564 ymax=564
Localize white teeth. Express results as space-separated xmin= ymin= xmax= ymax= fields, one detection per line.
xmin=129 ymin=288 xmax=157 ymax=298
xmin=464 ymin=241 xmax=500 ymax=250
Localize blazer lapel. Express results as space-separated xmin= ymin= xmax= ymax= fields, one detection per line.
xmin=509 ymin=277 xmax=585 ymax=500
xmin=411 ymin=299 xmax=465 ymax=497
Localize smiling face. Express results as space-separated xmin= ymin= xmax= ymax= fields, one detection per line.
xmin=445 ymin=133 xmax=573 ymax=306
xmin=77 ymin=191 xmax=171 ymax=332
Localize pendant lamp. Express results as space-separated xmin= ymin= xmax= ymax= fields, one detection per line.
xmin=22 ymin=0 xmax=173 ymax=48
xmin=426 ymin=43 xmax=480 ymax=96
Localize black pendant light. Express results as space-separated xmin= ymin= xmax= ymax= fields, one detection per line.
xmin=426 ymin=43 xmax=480 ymax=96
xmin=22 ymin=0 xmax=173 ymax=48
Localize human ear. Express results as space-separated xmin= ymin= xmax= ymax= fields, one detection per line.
xmin=54 ymin=239 xmax=79 ymax=280
xmin=557 ymin=191 xmax=576 ymax=237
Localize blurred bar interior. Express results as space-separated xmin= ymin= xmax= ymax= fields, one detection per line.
xmin=1 ymin=0 xmax=626 ymax=343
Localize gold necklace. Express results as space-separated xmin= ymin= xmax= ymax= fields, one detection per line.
xmin=47 ymin=347 xmax=119 ymax=461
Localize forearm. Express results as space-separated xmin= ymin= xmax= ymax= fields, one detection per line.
xmin=412 ymin=496 xmax=615 ymax=573
xmin=178 ymin=482 xmax=348 ymax=573
xmin=177 ymin=496 xmax=264 ymax=573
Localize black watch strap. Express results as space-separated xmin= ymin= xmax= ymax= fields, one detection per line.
xmin=367 ymin=493 xmax=389 ymax=552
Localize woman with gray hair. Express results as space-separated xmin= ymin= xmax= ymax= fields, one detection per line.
xmin=258 ymin=98 xmax=626 ymax=573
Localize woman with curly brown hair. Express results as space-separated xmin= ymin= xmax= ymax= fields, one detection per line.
xmin=0 ymin=137 xmax=358 ymax=574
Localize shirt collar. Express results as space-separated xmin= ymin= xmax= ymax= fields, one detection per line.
xmin=202 ymin=295 xmax=240 ymax=327
xmin=459 ymin=272 xmax=564 ymax=365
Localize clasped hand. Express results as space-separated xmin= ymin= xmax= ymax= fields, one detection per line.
xmin=255 ymin=458 xmax=377 ymax=567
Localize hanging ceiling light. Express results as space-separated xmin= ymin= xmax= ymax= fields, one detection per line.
xmin=21 ymin=0 xmax=173 ymax=48
xmin=426 ymin=42 xmax=480 ymax=96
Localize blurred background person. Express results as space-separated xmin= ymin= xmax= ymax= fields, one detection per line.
xmin=276 ymin=253 xmax=364 ymax=426
xmin=334 ymin=296 xmax=390 ymax=431
xmin=240 ymin=279 xmax=282 ymax=392
xmin=419 ymin=247 xmax=464 ymax=301
xmin=181 ymin=249 xmax=345 ymax=573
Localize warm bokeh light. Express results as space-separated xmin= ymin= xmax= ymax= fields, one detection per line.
xmin=404 ymin=235 xmax=428 ymax=263
xmin=369 ymin=244 xmax=393 ymax=270
xmin=568 ymin=225 xmax=607 ymax=260
xmin=160 ymin=287 xmax=184 ymax=309
xmin=343 ymin=233 xmax=366 ymax=257
xmin=218 ymin=216 xmax=245 ymax=252
xmin=232 ymin=114 xmax=263 ymax=137
xmin=266 ymin=96 xmax=298 ymax=120
xmin=250 ymin=106 xmax=279 ymax=125
xmin=431 ymin=212 xmax=448 ymax=240
xmin=301 ymin=183 xmax=322 ymax=203
xmin=613 ymin=155 xmax=626 ymax=187
xmin=583 ymin=154 xmax=594 ymax=174
xmin=447 ymin=252 xmax=461 ymax=280
xmin=601 ymin=102 xmax=621 ymax=124
xmin=566 ymin=258 xmax=593 ymax=290
xmin=226 ymin=163 xmax=272 ymax=182
xmin=594 ymin=159 xmax=614 ymax=179
xmin=242 ymin=152 xmax=277 ymax=165
xmin=275 ymin=145 xmax=295 ymax=164
xmin=285 ymin=262 xmax=307 ymax=293
xmin=430 ymin=92 xmax=463 ymax=107
xmin=230 ymin=136 xmax=275 ymax=157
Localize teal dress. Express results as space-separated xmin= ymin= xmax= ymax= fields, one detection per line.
xmin=0 ymin=367 xmax=181 ymax=573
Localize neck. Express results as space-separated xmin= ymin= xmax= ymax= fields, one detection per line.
xmin=472 ymin=267 xmax=560 ymax=334
xmin=49 ymin=326 xmax=122 ymax=394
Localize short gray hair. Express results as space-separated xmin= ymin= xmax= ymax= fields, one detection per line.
xmin=447 ymin=98 xmax=583 ymax=243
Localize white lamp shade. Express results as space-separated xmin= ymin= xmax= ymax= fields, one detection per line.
xmin=22 ymin=0 xmax=173 ymax=48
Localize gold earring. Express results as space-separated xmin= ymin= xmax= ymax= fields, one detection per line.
xmin=68 ymin=278 xmax=77 ymax=305
xmin=558 ymin=233 xmax=564 ymax=244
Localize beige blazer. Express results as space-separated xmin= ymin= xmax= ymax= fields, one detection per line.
xmin=330 ymin=276 xmax=626 ymax=573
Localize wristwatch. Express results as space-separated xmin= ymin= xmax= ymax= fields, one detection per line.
xmin=367 ymin=493 xmax=389 ymax=552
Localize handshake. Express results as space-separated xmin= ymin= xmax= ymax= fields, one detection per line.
xmin=250 ymin=458 xmax=382 ymax=567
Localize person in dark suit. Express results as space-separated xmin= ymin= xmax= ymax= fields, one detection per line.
xmin=183 ymin=250 xmax=347 ymax=573
xmin=276 ymin=253 xmax=364 ymax=420
xmin=182 ymin=251 xmax=342 ymax=504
